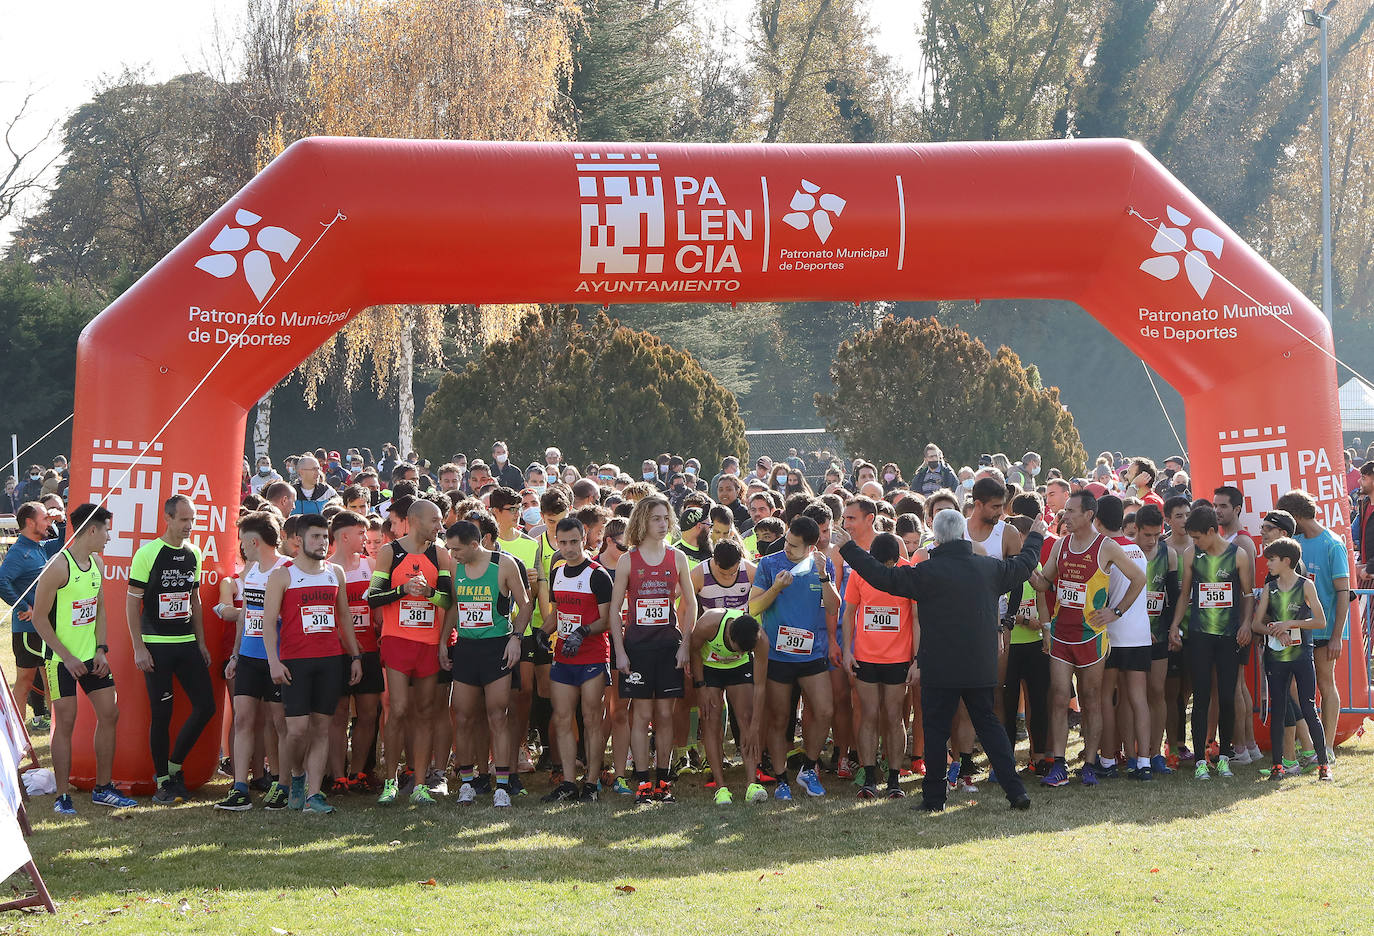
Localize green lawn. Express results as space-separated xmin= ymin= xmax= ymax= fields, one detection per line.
xmin=3 ymin=728 xmax=1371 ymax=936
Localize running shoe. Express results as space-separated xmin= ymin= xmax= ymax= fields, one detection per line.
xmin=535 ymin=748 xmax=554 ymax=772
xmin=857 ymin=784 xmax=877 ymax=800
xmin=945 ymin=759 xmax=960 ymax=791
xmin=837 ymin=754 xmax=855 ymax=781
xmin=612 ymin=776 xmax=632 ymax=796
xmin=303 ymin=793 xmax=335 ymax=814
xmin=774 ymin=781 xmax=793 ymax=801
xmin=1135 ymin=766 xmax=1153 ymax=781
xmin=92 ymin=784 xmax=137 ymax=808
xmin=152 ymin=779 xmax=183 ymax=806
xmin=28 ymin=715 xmax=49 ymax=734
xmin=493 ymin=787 xmax=511 ymax=807
xmin=1176 ymin=745 xmax=1195 ymax=763
xmin=411 ymin=785 xmax=437 ymax=805
xmin=1283 ymin=759 xmax=1303 ymax=777
xmin=910 ymin=757 xmax=926 ymax=777
xmin=1092 ymin=759 xmax=1119 ymax=779
xmin=1206 ymin=740 xmax=1220 ymax=762
xmin=472 ymin=774 xmax=493 ymax=795
xmin=579 ymin=783 xmax=598 ymax=802
xmin=755 ymin=766 xmax=777 ymax=785
xmin=655 ymin=781 xmax=676 ymax=803
xmin=214 ymin=787 xmax=252 ymax=811
xmin=713 ymin=786 xmax=733 ymax=806
xmin=746 ymin=782 xmax=769 ymax=804
xmin=1247 ymin=743 xmax=1263 ymax=763
xmin=886 ymin=785 xmax=906 ymax=799
xmin=456 ymin=782 xmax=476 ymax=805
xmin=957 ymin=776 xmax=978 ymax=794
xmin=1150 ymin=754 xmax=1174 ymax=776
xmin=1267 ymin=765 xmax=1285 ymax=781
xmin=328 ymin=776 xmax=351 ymax=795
xmin=1041 ymin=762 xmax=1069 ymax=787
xmin=635 ymin=781 xmax=655 ymax=804
xmin=542 ymin=781 xmax=580 ymax=803
xmin=217 ymin=756 xmax=233 ymax=778
xmin=53 ymin=794 xmax=75 ymax=816
xmin=377 ymin=778 xmax=399 ymax=805
xmin=517 ymin=746 xmax=536 ymax=773
xmin=1229 ymin=747 xmax=1253 ymax=766
xmin=796 ymin=767 xmax=826 ymax=797
xmin=1318 ymin=765 xmax=1333 ymax=782
xmin=263 ymin=781 xmax=288 ymax=810
xmin=250 ymin=773 xmax=273 ymax=793
xmin=1193 ymin=761 xmax=1211 ymax=780
xmin=687 ymin=746 xmax=708 ymax=773
xmin=425 ymin=768 xmax=448 ymax=797
xmin=507 ymin=774 xmax=527 ymax=797
xmin=1080 ymin=764 xmax=1098 ymax=787
xmin=288 ymin=775 xmax=307 ymax=810
xmin=1216 ymin=755 xmax=1233 ymax=778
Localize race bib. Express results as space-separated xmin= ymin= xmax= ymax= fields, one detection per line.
xmin=1057 ymin=580 xmax=1086 ymax=609
xmin=400 ymin=599 xmax=435 ymax=628
xmin=1146 ymin=591 xmax=1166 ymax=615
xmin=244 ymin=608 xmax=265 ymax=637
xmin=1199 ymin=582 xmax=1233 ymax=609
xmin=349 ymin=603 xmax=369 ymax=633
xmin=159 ymin=591 xmax=191 ymax=620
xmin=635 ymin=597 xmax=670 ymax=627
xmin=301 ymin=604 xmax=336 ymax=635
xmin=556 ymin=611 xmax=580 ymax=638
xmin=71 ymin=596 xmax=97 ymax=627
xmin=1018 ymin=596 xmax=1038 ymax=619
xmin=1267 ymin=628 xmax=1303 ymax=653
xmin=457 ymin=601 xmax=493 ymax=630
xmin=774 ymin=625 xmax=814 ymax=655
xmin=862 ymin=605 xmax=900 ymax=632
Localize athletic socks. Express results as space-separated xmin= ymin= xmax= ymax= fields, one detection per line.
xmin=802 ymin=757 xmax=818 ymax=772
xmin=1136 ymin=757 xmax=1149 ymax=770
xmin=1099 ymin=756 xmax=1116 ymax=769
xmin=495 ymin=766 xmax=510 ymax=787
xmin=459 ymin=765 xmax=476 ymax=784
xmin=655 ymin=767 xmax=670 ymax=783
xmin=959 ymin=752 xmax=975 ymax=775
xmin=864 ymin=764 xmax=878 ymax=786
xmin=233 ymin=781 xmax=249 ymax=794
xmin=887 ymin=768 xmax=900 ymax=788
xmin=633 ymin=769 xmax=650 ymax=784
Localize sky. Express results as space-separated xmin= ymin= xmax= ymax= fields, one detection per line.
xmin=0 ymin=0 xmax=922 ymax=245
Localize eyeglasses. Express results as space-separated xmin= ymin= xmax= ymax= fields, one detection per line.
xmin=1260 ymin=523 xmax=1278 ymax=532
xmin=609 ymin=539 xmax=626 ymax=550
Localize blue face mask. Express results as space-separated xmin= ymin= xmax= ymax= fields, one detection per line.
xmin=258 ymin=466 xmax=271 ymax=476
xmin=643 ymin=471 xmax=656 ymax=480
xmin=522 ymin=506 xmax=541 ymax=526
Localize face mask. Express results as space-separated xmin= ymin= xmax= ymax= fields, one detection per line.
xmin=329 ymin=461 xmax=340 ymax=469
xmin=521 ymin=506 xmax=541 ymax=526
xmin=776 ymin=474 xmax=787 ymax=483
xmin=644 ymin=471 xmax=656 ymax=480
xmin=1029 ymin=466 xmax=1040 ymax=477
xmin=685 ymin=467 xmax=696 ymax=476
xmin=884 ymin=472 xmax=896 ymax=482
xmin=659 ymin=465 xmax=668 ymax=475
xmin=258 ymin=466 xmax=271 ymax=476
xmin=29 ymin=473 xmax=39 ymax=481
xmin=530 ymin=483 xmax=546 ymax=496
xmin=961 ymin=478 xmax=974 ymax=490
xmin=495 ymin=455 xmax=507 ymax=465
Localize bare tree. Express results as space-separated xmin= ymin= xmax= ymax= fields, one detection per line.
xmin=0 ymin=90 xmax=59 ymax=227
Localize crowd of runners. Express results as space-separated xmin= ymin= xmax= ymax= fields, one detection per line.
xmin=2 ymin=441 xmax=1364 ymax=815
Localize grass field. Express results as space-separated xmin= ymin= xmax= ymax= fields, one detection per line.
xmin=2 ymin=723 xmax=1371 ymax=936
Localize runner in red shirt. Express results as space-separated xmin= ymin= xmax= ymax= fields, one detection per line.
xmin=261 ymin=514 xmax=362 ymax=814
xmin=327 ymin=510 xmax=382 ymax=791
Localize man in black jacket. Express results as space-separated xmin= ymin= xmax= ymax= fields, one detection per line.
xmin=839 ymin=507 xmax=1046 ymax=811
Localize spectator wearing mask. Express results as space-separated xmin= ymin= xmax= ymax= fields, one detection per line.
xmin=324 ymin=451 xmax=349 ymax=487
xmin=491 ymin=441 xmax=525 ymax=491
xmin=249 ymin=457 xmax=281 ymax=495
xmin=912 ymin=445 xmax=959 ymax=496
xmin=17 ymin=466 xmax=44 ymax=504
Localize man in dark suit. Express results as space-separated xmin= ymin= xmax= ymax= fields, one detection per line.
xmin=838 ymin=508 xmax=1046 ymax=811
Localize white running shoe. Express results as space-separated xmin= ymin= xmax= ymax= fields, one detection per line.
xmin=1247 ymin=743 xmax=1262 ymax=762
xmin=457 ymin=782 xmax=476 ymax=805
xmin=493 ymin=788 xmax=511 ymax=808
xmin=1229 ymin=748 xmax=1253 ymax=766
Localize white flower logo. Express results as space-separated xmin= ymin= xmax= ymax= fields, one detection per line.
xmin=781 ymin=179 xmax=846 ymax=245
xmin=195 ymin=209 xmax=301 ymax=302
xmin=1140 ymin=205 xmax=1223 ymax=299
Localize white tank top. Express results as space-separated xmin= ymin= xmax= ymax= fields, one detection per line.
xmin=967 ymin=519 xmax=1008 ymax=616
xmin=1106 ymin=535 xmax=1151 ymax=647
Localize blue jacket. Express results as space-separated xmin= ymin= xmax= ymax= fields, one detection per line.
xmin=0 ymin=535 xmax=65 ymax=633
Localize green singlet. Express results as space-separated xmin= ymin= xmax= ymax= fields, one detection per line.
xmin=701 ymin=609 xmax=750 ymax=670
xmin=452 ymin=553 xmax=511 ymax=641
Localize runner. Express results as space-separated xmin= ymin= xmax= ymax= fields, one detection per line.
xmin=676 ymin=506 xmax=713 ymax=563
xmin=326 ymin=510 xmax=383 ymax=790
xmin=1002 ymin=493 xmax=1052 ymax=775
xmin=539 ymin=517 xmax=613 ymax=803
xmin=688 ymin=606 xmax=769 ymax=804
xmin=262 ymin=513 xmax=363 ymax=813
xmin=1091 ymin=495 xmax=1152 ymax=780
xmin=216 ymin=511 xmax=290 ymax=811
xmin=127 ymin=494 xmax=215 ymax=805
xmin=442 ymin=519 xmax=530 ymax=807
xmin=530 ymin=488 xmax=571 ymax=775
xmin=596 ymin=517 xmax=633 ymax=793
xmin=1249 ymin=537 xmax=1331 ymax=781
xmin=1162 ymin=494 xmax=1193 ymax=761
xmin=1133 ymin=503 xmax=1179 ymax=775
xmin=749 ymin=515 xmax=839 ymax=800
xmin=1125 ymin=458 xmax=1165 ymax=509
xmin=607 ymin=495 xmax=698 ymax=804
xmin=0 ymin=502 xmax=62 ymax=735
xmin=488 ymin=485 xmax=540 ymax=784
xmin=1167 ymin=504 xmax=1254 ymax=779
xmin=367 ymin=497 xmax=455 ymax=805
xmin=1032 ymin=491 xmax=1143 ymax=787
xmin=1213 ymin=485 xmax=1262 ymax=765
xmin=29 ymin=504 xmax=138 ymax=814
xmin=1274 ymin=489 xmax=1348 ymax=764
xmin=843 ymin=530 xmax=919 ymax=799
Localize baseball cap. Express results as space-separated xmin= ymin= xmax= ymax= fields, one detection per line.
xmin=680 ymin=507 xmax=706 ymax=530
xmin=328 ymin=450 xmax=341 ymax=461
xmin=1262 ymin=511 xmax=1296 ymax=537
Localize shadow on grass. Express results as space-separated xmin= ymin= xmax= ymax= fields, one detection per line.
xmin=24 ymin=750 xmax=1319 ymax=896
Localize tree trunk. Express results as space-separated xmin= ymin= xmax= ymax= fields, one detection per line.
xmin=253 ymin=386 xmax=273 ymax=461
xmin=398 ymin=311 xmax=415 ymax=457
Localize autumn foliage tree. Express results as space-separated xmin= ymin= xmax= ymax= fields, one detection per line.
xmin=816 ymin=315 xmax=1086 ymax=474
xmin=415 ymin=307 xmax=747 ymax=470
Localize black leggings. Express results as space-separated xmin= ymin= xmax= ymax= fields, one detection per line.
xmin=145 ymin=642 xmax=216 ymax=777
xmin=1263 ymin=654 xmax=1327 ymax=766
xmin=1185 ymin=633 xmax=1239 ymax=757
xmin=1002 ymin=640 xmax=1050 ymax=754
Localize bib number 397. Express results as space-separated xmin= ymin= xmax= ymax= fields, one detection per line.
xmin=775 ymin=625 xmax=814 ymax=655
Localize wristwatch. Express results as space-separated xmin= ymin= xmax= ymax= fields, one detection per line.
xmin=1111 ymin=607 xmax=1124 ymax=617
xmin=350 ymin=654 xmax=362 ymax=662
xmin=693 ymin=679 xmax=706 ymax=688
xmin=96 ymin=644 xmax=110 ymax=654
xmin=817 ymin=573 xmax=830 ymax=583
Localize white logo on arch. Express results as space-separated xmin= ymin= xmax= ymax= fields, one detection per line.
xmin=781 ymin=179 xmax=846 ymax=245
xmin=195 ymin=208 xmax=301 ymax=302
xmin=1140 ymin=205 xmax=1223 ymax=299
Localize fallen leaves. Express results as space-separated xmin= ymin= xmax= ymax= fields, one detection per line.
xmin=614 ymin=885 xmax=636 ymax=894
xmin=418 ymin=878 xmax=437 ymax=886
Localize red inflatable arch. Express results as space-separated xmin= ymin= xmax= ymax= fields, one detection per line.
xmin=70 ymin=138 xmax=1368 ymax=792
